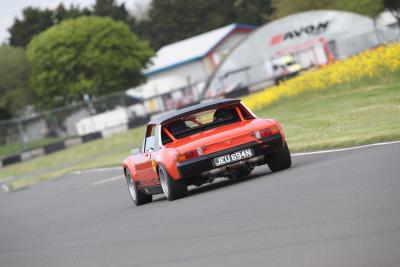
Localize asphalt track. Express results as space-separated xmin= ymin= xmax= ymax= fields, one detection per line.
xmin=1 ymin=142 xmax=400 ymax=267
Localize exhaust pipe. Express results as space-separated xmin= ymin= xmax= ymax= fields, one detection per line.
xmin=201 ymin=155 xmax=265 ymax=177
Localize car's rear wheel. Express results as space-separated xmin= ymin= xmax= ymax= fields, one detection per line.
xmin=159 ymin=165 xmax=187 ymax=201
xmin=266 ymin=141 xmax=291 ymax=172
xmin=125 ymin=169 xmax=152 ymax=206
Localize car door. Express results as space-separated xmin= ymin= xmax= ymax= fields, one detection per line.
xmin=135 ymin=125 xmax=159 ymax=187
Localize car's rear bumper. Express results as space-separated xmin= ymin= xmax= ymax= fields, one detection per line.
xmin=177 ymin=134 xmax=284 ymax=178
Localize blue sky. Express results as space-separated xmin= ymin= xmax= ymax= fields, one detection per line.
xmin=0 ymin=0 xmax=151 ymax=44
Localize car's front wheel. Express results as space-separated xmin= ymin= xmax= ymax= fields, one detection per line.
xmin=266 ymin=142 xmax=291 ymax=172
xmin=125 ymin=169 xmax=152 ymax=206
xmin=159 ymin=165 xmax=187 ymax=201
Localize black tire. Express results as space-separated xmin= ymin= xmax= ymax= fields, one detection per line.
xmin=266 ymin=142 xmax=291 ymax=172
xmin=159 ymin=165 xmax=187 ymax=201
xmin=125 ymin=169 xmax=152 ymax=206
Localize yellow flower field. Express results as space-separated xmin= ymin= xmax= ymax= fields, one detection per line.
xmin=243 ymin=43 xmax=400 ymax=110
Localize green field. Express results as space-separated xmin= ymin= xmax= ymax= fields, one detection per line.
xmin=1 ymin=81 xmax=399 ymax=191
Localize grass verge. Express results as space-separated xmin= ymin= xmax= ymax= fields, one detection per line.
xmin=1 ymin=82 xmax=399 ymax=191
xmin=257 ymin=82 xmax=400 ymax=151
xmin=1 ymin=126 xmax=145 ymax=190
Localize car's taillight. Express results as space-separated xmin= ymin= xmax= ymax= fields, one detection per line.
xmin=259 ymin=128 xmax=272 ymax=138
xmin=270 ymin=125 xmax=280 ymax=135
xmin=253 ymin=126 xmax=280 ymax=139
xmin=177 ymin=147 xmax=203 ymax=162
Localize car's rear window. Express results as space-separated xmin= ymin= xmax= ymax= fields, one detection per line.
xmin=161 ymin=104 xmax=253 ymax=145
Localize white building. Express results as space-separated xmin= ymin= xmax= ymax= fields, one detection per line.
xmin=127 ymin=23 xmax=255 ymax=113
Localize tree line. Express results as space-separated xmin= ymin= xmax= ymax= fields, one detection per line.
xmin=1 ymin=0 xmax=399 ymax=119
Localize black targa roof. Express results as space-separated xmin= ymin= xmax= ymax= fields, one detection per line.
xmin=149 ymin=98 xmax=241 ymax=125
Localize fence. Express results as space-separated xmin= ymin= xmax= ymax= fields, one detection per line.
xmin=0 ymin=91 xmax=149 ymax=159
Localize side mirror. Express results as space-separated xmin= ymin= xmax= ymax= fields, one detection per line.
xmin=131 ymin=148 xmax=141 ymax=155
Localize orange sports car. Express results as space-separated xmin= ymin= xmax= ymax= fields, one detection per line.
xmin=122 ymin=99 xmax=291 ymax=205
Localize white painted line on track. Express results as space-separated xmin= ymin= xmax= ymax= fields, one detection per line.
xmin=1 ymin=184 xmax=10 ymax=193
xmin=92 ymin=175 xmax=124 ymax=186
xmin=292 ymin=140 xmax=400 ymax=157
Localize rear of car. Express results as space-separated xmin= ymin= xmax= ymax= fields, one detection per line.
xmin=160 ymin=101 xmax=289 ymax=185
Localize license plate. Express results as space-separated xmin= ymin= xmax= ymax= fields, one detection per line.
xmin=213 ymin=148 xmax=254 ymax=167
